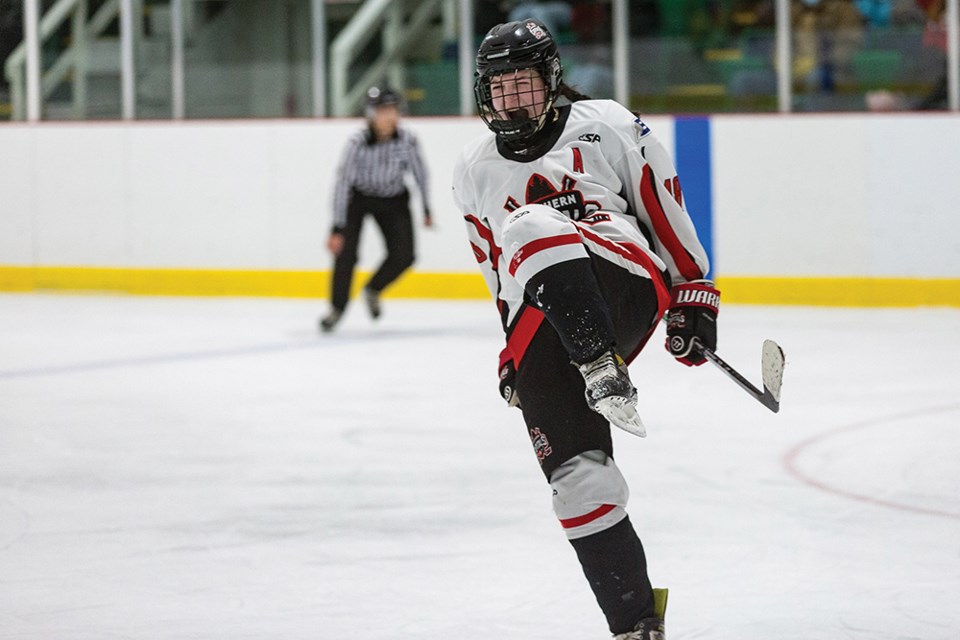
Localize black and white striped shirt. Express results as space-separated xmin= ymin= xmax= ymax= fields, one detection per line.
xmin=332 ymin=126 xmax=430 ymax=230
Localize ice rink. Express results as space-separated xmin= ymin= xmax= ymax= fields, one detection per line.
xmin=1 ymin=293 xmax=959 ymax=640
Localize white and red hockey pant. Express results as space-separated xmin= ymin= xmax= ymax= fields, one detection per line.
xmin=550 ymin=450 xmax=630 ymax=540
xmin=499 ymin=203 xmax=663 ymax=293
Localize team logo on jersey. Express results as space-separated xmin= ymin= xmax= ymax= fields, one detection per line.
xmin=578 ymin=133 xmax=601 ymax=143
xmin=579 ymin=212 xmax=611 ymax=225
xmin=633 ymin=117 xmax=651 ymax=139
xmin=529 ymin=427 xmax=553 ymax=463
xmin=503 ymin=172 xmax=601 ymax=221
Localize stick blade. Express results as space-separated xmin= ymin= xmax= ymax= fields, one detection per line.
xmin=761 ymin=339 xmax=785 ymax=409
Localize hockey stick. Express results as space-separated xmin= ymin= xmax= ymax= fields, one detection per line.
xmin=693 ymin=338 xmax=785 ymax=413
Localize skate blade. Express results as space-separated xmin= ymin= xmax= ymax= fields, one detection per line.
xmin=595 ymin=397 xmax=646 ymax=438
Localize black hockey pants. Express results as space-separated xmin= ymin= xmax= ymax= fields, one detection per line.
xmin=513 ymin=253 xmax=668 ymax=479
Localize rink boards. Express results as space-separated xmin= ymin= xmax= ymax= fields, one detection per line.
xmin=1 ymin=113 xmax=958 ymax=306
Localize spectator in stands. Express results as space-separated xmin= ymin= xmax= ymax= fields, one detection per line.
xmin=864 ymin=0 xmax=949 ymax=110
xmin=915 ymin=0 xmax=949 ymax=109
xmin=855 ymin=0 xmax=893 ymax=26
xmin=794 ymin=0 xmax=866 ymax=94
xmin=564 ymin=0 xmax=614 ymax=98
xmin=570 ymin=0 xmax=609 ymax=43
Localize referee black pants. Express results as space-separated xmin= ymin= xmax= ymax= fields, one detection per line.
xmin=330 ymin=191 xmax=415 ymax=312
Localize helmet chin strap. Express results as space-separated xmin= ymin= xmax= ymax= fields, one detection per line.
xmin=502 ymin=107 xmax=559 ymax=153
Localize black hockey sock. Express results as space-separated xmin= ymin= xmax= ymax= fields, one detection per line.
xmin=524 ymin=258 xmax=617 ymax=364
xmin=569 ymin=516 xmax=656 ymax=635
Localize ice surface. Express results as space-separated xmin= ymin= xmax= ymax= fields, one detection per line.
xmin=1 ymin=294 xmax=959 ymax=640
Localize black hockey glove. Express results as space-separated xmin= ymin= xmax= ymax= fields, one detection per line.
xmin=498 ymin=348 xmax=521 ymax=408
xmin=665 ymin=281 xmax=720 ymax=367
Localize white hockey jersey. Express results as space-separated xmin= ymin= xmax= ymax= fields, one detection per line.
xmin=452 ymin=99 xmax=709 ymax=331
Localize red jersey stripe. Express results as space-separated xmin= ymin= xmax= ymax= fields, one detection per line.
xmin=639 ymin=165 xmax=702 ymax=282
xmin=464 ymin=214 xmax=502 ymax=268
xmin=559 ymin=503 xmax=617 ymax=529
xmin=505 ymin=305 xmax=545 ymax=368
xmin=507 ymin=232 xmax=583 ymax=277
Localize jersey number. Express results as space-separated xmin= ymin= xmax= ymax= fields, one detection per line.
xmin=664 ymin=176 xmax=683 ymax=207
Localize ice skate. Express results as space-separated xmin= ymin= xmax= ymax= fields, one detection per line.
xmin=578 ymin=350 xmax=645 ymax=437
xmin=319 ymin=309 xmax=342 ymax=333
xmin=613 ymin=617 xmax=664 ymax=640
xmin=613 ymin=588 xmax=668 ymax=640
xmin=363 ymin=287 xmax=382 ymax=320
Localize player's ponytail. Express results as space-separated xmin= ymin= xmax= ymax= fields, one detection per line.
xmin=558 ymin=83 xmax=591 ymax=103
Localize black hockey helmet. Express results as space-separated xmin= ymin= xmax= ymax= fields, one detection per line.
xmin=474 ymin=19 xmax=563 ymax=143
xmin=365 ymin=85 xmax=401 ymax=116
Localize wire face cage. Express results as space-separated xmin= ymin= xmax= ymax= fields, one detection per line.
xmin=476 ymin=67 xmax=556 ymax=142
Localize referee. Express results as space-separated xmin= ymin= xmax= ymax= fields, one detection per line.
xmin=320 ymin=86 xmax=433 ymax=332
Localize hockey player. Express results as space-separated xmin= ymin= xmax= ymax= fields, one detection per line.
xmin=451 ymin=19 xmax=719 ymax=639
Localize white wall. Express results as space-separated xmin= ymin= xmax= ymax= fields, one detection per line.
xmin=0 ymin=118 xmax=490 ymax=273
xmin=2 ymin=113 xmax=959 ymax=279
xmin=711 ymin=113 xmax=960 ymax=278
